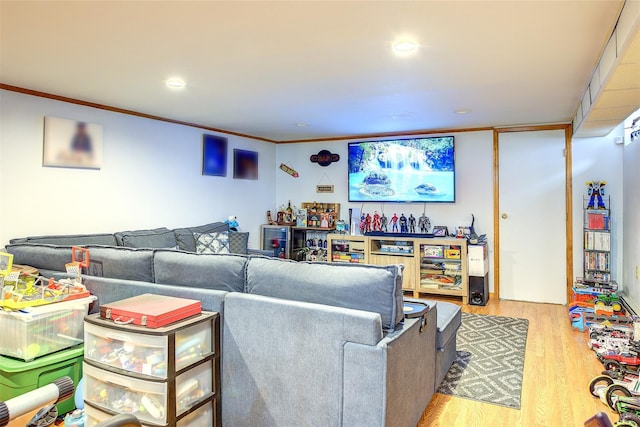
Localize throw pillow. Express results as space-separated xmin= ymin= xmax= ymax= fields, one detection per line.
xmin=194 ymin=231 xmax=230 ymax=254
xmin=228 ymin=232 xmax=249 ymax=254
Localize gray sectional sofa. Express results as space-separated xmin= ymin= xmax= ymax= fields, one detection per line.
xmin=5 ymin=225 xmax=462 ymax=427
xmin=8 ymin=222 xmax=256 ymax=255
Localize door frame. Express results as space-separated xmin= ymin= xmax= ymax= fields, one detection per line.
xmin=492 ymin=124 xmax=573 ymax=303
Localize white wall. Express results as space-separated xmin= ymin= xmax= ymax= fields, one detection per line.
xmin=275 ymin=131 xmax=496 ymax=291
xmin=0 ymin=90 xmax=276 ymax=247
xmin=3 ymin=87 xmax=628 ymax=300
xmin=623 ymin=122 xmax=640 ymax=311
xmin=571 ymin=125 xmax=624 ymax=285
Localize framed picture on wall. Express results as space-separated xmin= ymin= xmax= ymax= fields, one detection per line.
xmin=233 ymin=149 xmax=258 ymax=180
xmin=202 ymin=134 xmax=228 ymax=176
xmin=43 ymin=116 xmax=103 ymax=169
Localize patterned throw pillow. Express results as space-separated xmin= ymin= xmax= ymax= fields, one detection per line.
xmin=194 ymin=231 xmax=230 ymax=254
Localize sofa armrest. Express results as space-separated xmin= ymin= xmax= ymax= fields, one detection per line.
xmin=343 ymin=304 xmax=437 ymax=427
xmin=222 ymin=292 xmax=383 ymax=426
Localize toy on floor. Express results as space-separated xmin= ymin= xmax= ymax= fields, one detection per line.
xmin=598 ymin=350 xmax=640 ymax=373
xmin=612 ymin=396 xmax=640 ymax=426
xmin=0 ymin=376 xmax=74 ymax=427
xmin=589 ymin=369 xmax=640 ymax=411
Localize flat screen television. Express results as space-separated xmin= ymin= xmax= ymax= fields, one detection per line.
xmin=348 ymin=136 xmax=455 ymax=203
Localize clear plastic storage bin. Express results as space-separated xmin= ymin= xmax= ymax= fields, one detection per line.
xmin=0 ymin=296 xmax=95 ymax=361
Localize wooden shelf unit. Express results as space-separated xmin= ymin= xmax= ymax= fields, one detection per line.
xmin=327 ymin=234 xmax=469 ymax=304
xmin=326 ymin=234 xmax=367 ymax=264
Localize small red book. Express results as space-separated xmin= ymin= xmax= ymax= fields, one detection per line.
xmin=100 ymin=294 xmax=202 ymax=328
xmin=588 ymin=213 xmax=605 ymax=230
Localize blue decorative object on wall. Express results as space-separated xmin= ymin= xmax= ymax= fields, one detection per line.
xmin=202 ymin=134 xmax=228 ymax=176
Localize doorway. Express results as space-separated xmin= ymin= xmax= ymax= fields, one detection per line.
xmin=497 ymin=129 xmax=569 ymax=304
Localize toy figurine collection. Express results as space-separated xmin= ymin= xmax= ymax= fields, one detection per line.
xmin=359 ymin=211 xmax=431 ymax=235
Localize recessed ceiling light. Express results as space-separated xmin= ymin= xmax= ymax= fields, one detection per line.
xmin=455 ymin=108 xmax=472 ymax=114
xmin=166 ymin=78 xmax=186 ymax=89
xmin=392 ymin=40 xmax=418 ymax=53
xmin=295 ymin=123 xmax=309 ymax=127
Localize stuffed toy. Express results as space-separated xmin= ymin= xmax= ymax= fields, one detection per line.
xmin=586 ymin=181 xmax=607 ymax=209
xmin=225 ymin=215 xmax=239 ymax=231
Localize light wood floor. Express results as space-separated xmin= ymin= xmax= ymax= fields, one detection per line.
xmin=416 ymin=297 xmax=616 ymax=427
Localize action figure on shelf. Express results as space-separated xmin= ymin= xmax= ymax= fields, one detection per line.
xmin=399 ymin=214 xmax=408 ymax=233
xmin=372 ymin=211 xmax=382 ymax=232
xmin=408 ymin=214 xmax=416 ymax=233
xmin=365 ymin=213 xmax=372 ymax=232
xmin=418 ymin=214 xmax=431 ymax=233
xmin=266 ymin=210 xmax=278 ymax=225
xmin=586 ymin=180 xmax=607 ymax=209
xmin=391 ymin=213 xmax=399 ymax=232
xmin=381 ymin=213 xmax=388 ymax=232
xmin=360 ymin=213 xmax=366 ymax=234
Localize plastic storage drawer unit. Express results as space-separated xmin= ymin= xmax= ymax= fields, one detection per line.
xmin=0 ymin=296 xmax=95 ymax=361
xmin=84 ymin=312 xmax=215 ymax=379
xmin=84 ymin=397 xmax=215 ymax=427
xmin=83 ymin=358 xmax=214 ymax=425
xmin=0 ymin=344 xmax=84 ymax=415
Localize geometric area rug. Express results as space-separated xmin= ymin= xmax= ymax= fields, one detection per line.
xmin=436 ymin=312 xmax=529 ymax=409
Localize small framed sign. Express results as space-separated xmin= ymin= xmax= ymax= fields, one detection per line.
xmin=316 ymin=185 xmax=334 ymax=193
xmin=433 ymin=226 xmax=449 ymax=237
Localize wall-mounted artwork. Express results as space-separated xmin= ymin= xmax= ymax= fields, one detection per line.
xmin=43 ymin=116 xmax=103 ymax=169
xmin=202 ymin=134 xmax=228 ymax=176
xmin=233 ymin=149 xmax=258 ymax=180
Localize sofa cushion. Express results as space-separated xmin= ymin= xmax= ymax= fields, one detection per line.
xmin=85 ymin=246 xmax=154 ymax=282
xmin=194 ymin=231 xmax=229 ymax=254
xmin=82 ymin=276 xmax=228 ymax=314
xmin=425 ymin=301 xmax=462 ymax=350
xmin=228 ymin=232 xmax=249 ymax=255
xmin=9 ymin=233 xmax=117 ymax=246
xmin=153 ymin=250 xmax=247 ymax=292
xmin=246 ymin=257 xmax=403 ymax=330
xmin=5 ymin=244 xmax=73 ymax=272
xmin=173 ymin=222 xmax=229 ymax=252
xmin=114 ymin=227 xmax=177 ymax=249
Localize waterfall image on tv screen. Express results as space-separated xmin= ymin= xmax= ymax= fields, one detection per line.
xmin=348 ymin=136 xmax=455 ymax=203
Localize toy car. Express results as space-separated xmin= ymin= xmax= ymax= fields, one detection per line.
xmin=589 ymin=371 xmax=640 ymax=411
xmin=590 ymin=374 xmax=617 ymax=403
xmin=590 ymin=324 xmax=634 ymax=340
xmin=590 ymin=336 xmax=632 ymax=354
xmin=614 ymin=396 xmax=640 ymax=423
xmin=596 ymin=294 xmax=623 ymax=312
xmin=598 ymin=351 xmax=640 ymax=373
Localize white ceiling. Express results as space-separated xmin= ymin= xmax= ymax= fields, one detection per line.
xmin=574 ymin=0 xmax=640 ymax=138
xmin=0 ymin=1 xmax=630 ymax=142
